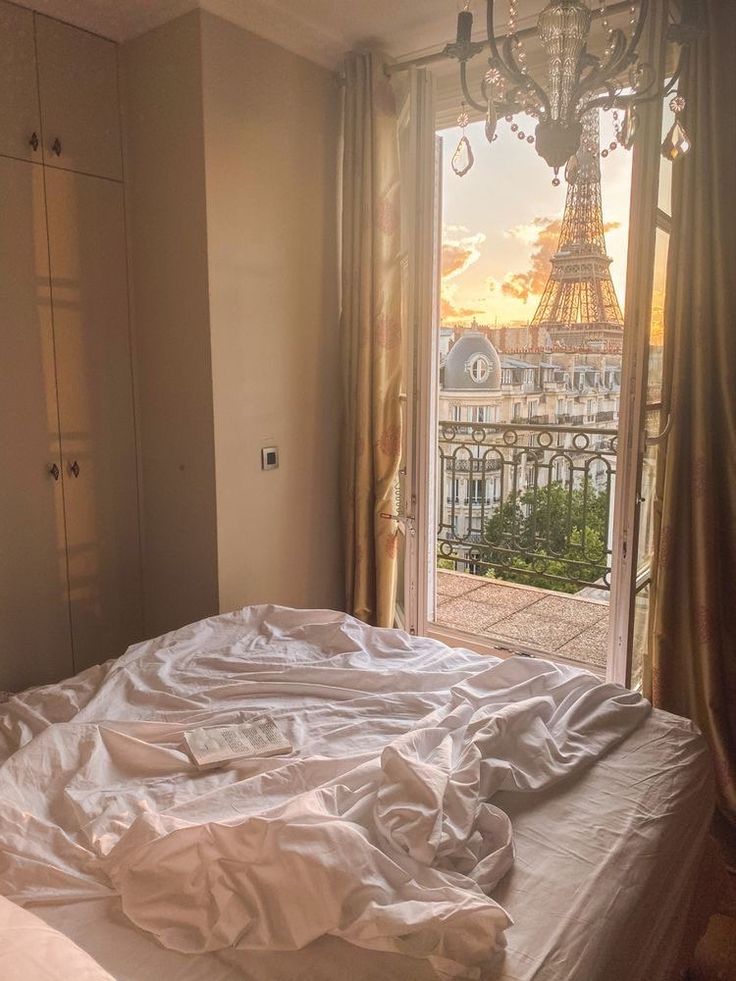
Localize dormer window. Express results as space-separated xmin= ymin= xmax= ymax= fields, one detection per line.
xmin=468 ymin=356 xmax=490 ymax=383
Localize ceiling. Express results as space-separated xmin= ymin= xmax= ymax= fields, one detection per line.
xmin=11 ymin=0 xmax=540 ymax=69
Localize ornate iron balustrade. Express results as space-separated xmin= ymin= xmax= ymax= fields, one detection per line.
xmin=437 ymin=420 xmax=617 ymax=593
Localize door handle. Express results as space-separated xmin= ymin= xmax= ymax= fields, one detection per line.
xmin=29 ymin=131 xmax=39 ymax=152
xmin=51 ymin=137 xmax=62 ymax=156
xmin=69 ymin=460 xmax=80 ymax=478
xmin=49 ymin=463 xmax=60 ymax=481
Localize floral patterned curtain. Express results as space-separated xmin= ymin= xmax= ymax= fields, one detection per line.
xmin=340 ymin=52 xmax=402 ymax=626
xmin=649 ymin=0 xmax=736 ymax=832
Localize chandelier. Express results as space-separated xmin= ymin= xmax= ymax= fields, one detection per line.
xmin=446 ymin=0 xmax=702 ymax=182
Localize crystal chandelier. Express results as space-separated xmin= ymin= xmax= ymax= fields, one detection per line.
xmin=446 ymin=0 xmax=703 ymax=181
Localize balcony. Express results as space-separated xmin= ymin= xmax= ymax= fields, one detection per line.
xmin=436 ymin=418 xmax=616 ymax=672
xmin=436 ymin=570 xmax=609 ymax=674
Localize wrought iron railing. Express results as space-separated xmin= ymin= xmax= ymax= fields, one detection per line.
xmin=437 ymin=420 xmax=617 ymax=594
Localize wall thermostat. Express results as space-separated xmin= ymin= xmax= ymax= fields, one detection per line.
xmin=261 ymin=446 xmax=279 ymax=470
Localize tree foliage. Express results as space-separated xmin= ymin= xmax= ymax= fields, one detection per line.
xmin=480 ymin=480 xmax=610 ymax=593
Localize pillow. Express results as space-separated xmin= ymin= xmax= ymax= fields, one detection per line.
xmin=0 ymin=895 xmax=114 ymax=980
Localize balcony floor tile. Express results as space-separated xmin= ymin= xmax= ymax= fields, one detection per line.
xmin=435 ymin=597 xmax=500 ymax=633
xmin=436 ymin=573 xmax=485 ymax=600
xmin=485 ymin=609 xmax=587 ymax=649
xmin=558 ymin=619 xmax=610 ymax=668
xmin=523 ymin=594 xmax=608 ymax=628
xmin=468 ymin=582 xmax=540 ymax=620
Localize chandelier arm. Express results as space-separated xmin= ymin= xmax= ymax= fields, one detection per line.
xmin=572 ymin=33 xmax=630 ymax=106
xmin=577 ymin=90 xmax=625 ymax=115
xmin=572 ymin=0 xmax=651 ymax=109
xmin=486 ymin=0 xmax=551 ymax=117
xmin=662 ymin=61 xmax=683 ymax=96
xmin=460 ymin=60 xmax=488 ymax=113
xmin=626 ymin=0 xmax=650 ymax=67
xmin=620 ymin=55 xmax=682 ymax=109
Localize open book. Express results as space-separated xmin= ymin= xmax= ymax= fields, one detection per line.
xmin=184 ymin=716 xmax=292 ymax=769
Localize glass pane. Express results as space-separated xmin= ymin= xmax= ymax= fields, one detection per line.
xmin=658 ymin=96 xmax=674 ymax=217
xmin=648 ymin=227 xmax=669 ymax=405
xmin=630 ymin=582 xmax=650 ymax=693
xmin=631 ymin=221 xmax=671 ymax=689
xmin=637 ymin=407 xmax=661 ymax=571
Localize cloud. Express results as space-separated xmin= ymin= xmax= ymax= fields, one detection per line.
xmin=500 ymin=216 xmax=621 ymax=302
xmin=441 ymin=230 xmax=486 ymax=281
xmin=439 ymin=227 xmax=488 ymax=322
xmin=440 ymin=283 xmax=484 ymax=321
xmin=500 ymin=218 xmax=562 ymax=302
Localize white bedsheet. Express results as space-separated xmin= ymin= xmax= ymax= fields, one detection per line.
xmin=0 ymin=606 xmax=710 ymax=981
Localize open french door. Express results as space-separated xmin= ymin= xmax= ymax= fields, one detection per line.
xmin=608 ymin=0 xmax=672 ymax=686
xmin=395 ymin=68 xmax=441 ymax=636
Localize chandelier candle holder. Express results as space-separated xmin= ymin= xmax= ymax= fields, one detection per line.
xmin=445 ymin=0 xmax=703 ymax=182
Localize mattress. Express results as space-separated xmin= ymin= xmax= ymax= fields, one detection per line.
xmin=0 ymin=606 xmax=713 ymax=981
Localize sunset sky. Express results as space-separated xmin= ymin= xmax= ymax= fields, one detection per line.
xmin=439 ymin=110 xmax=635 ymax=327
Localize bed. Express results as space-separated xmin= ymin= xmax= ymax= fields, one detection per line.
xmin=0 ymin=606 xmax=713 ymax=981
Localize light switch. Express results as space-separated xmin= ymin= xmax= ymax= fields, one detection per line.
xmin=261 ymin=446 xmax=279 ymax=470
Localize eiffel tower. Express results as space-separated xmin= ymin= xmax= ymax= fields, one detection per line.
xmin=531 ymin=110 xmax=624 ymax=353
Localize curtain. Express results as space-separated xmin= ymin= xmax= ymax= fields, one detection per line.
xmin=341 ymin=52 xmax=402 ymax=626
xmin=649 ymin=0 xmax=736 ymax=830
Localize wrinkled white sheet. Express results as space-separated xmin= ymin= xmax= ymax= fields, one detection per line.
xmin=0 ymin=607 xmax=651 ymax=977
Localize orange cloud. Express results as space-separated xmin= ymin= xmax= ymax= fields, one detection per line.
xmin=441 ymin=230 xmax=485 ymax=281
xmin=501 ymin=216 xmax=620 ymax=302
xmin=442 ymin=243 xmax=474 ymax=277
xmin=441 ymin=297 xmax=484 ymax=320
xmin=501 ymin=218 xmax=562 ymax=302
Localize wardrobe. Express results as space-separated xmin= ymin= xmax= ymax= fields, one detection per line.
xmin=0 ymin=2 xmax=141 ymax=689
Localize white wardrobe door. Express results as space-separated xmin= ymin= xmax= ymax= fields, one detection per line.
xmin=35 ymin=15 xmax=122 ymax=181
xmin=0 ymin=1 xmax=42 ymax=163
xmin=45 ymin=168 xmax=142 ymax=671
xmin=0 ymin=156 xmax=73 ymax=689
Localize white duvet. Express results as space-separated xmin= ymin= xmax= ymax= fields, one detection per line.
xmin=0 ymin=606 xmax=650 ymax=978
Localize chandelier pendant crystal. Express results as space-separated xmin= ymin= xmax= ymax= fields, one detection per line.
xmin=452 ymin=102 xmax=475 ymax=176
xmin=661 ymin=94 xmax=692 ymax=160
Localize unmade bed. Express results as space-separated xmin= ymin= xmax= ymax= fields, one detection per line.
xmin=0 ymin=606 xmax=713 ymax=981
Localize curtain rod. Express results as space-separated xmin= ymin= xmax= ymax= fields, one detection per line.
xmin=384 ymin=1 xmax=635 ymax=76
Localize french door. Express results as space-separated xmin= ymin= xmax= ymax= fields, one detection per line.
xmin=398 ymin=0 xmax=673 ymax=688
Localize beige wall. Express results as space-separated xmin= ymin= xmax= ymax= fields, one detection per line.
xmin=121 ymin=12 xmax=220 ymax=638
xmin=122 ymin=10 xmax=343 ymax=632
xmin=200 ymin=12 xmax=342 ymax=614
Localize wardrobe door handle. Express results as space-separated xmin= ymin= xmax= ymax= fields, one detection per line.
xmin=29 ymin=131 xmax=39 ymax=152
xmin=49 ymin=463 xmax=60 ymax=481
xmin=69 ymin=460 xmax=80 ymax=478
xmin=51 ymin=137 xmax=62 ymax=156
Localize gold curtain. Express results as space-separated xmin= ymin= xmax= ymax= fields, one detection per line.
xmin=341 ymin=52 xmax=402 ymax=626
xmin=650 ymin=0 xmax=736 ymax=828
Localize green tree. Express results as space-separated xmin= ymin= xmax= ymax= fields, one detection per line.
xmin=480 ymin=480 xmax=610 ymax=593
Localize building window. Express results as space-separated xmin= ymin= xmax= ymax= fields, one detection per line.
xmin=451 ymin=404 xmax=461 ymax=422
